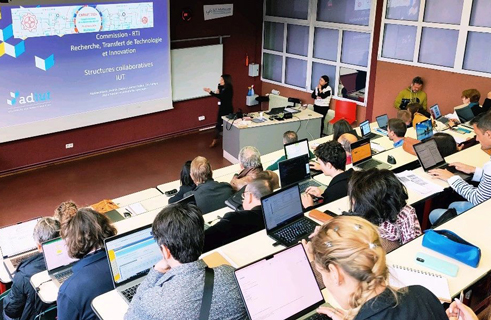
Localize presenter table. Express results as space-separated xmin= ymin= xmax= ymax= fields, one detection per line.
xmin=222 ymin=109 xmax=323 ymax=164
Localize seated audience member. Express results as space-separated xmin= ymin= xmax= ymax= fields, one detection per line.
xmin=402 ymin=136 xmax=420 ymax=156
xmin=266 ymin=131 xmax=314 ymax=171
xmin=54 ymin=200 xmax=78 ymax=222
xmin=168 ymin=160 xmax=196 ymax=204
xmin=230 ymin=146 xmax=263 ymax=191
xmin=408 ymin=102 xmax=430 ymax=127
xmin=3 ymin=218 xmax=60 ymax=320
xmin=302 ymin=141 xmax=354 ymax=209
xmin=57 ymin=208 xmax=117 ymax=320
xmin=255 ymin=170 xmax=280 ymax=190
xmin=483 ymin=91 xmax=491 ymax=114
xmin=397 ymin=110 xmax=412 ymax=128
xmin=204 ymin=179 xmax=273 ymax=252
xmin=429 ymin=112 xmax=491 ymax=224
xmin=125 ymin=203 xmax=247 ymax=320
xmin=387 ymin=118 xmax=407 ymax=148
xmin=333 ymin=119 xmax=358 ymax=141
xmin=462 ymin=88 xmax=482 ymax=117
xmin=394 ymin=76 xmax=428 ymax=110
xmin=347 ymin=168 xmax=422 ymax=246
xmin=433 ymin=132 xmax=458 ymax=157
xmin=303 ymin=216 xmax=447 ymax=319
xmin=337 ymin=133 xmax=358 ymax=165
xmin=185 ymin=156 xmax=234 ymax=214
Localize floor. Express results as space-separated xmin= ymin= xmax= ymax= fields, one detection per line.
xmin=0 ymin=130 xmax=231 ymax=227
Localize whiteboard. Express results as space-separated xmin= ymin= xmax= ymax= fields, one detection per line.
xmin=171 ymin=44 xmax=223 ymax=102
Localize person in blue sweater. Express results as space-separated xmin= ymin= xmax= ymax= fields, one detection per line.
xmin=57 ymin=208 xmax=117 ymax=320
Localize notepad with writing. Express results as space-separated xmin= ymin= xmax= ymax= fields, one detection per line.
xmin=389 ymin=265 xmax=451 ymax=303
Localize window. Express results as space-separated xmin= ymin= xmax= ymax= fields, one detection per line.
xmin=262 ymin=0 xmax=375 ymax=106
xmin=380 ymin=0 xmax=491 ymax=78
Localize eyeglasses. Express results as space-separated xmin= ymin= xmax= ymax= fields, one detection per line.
xmin=241 ymin=191 xmax=251 ymax=200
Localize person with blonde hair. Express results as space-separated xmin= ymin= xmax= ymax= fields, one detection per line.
xmin=303 ymin=216 xmax=447 ymax=319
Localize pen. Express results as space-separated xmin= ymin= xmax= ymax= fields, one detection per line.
xmin=457 ymin=291 xmax=464 ymax=319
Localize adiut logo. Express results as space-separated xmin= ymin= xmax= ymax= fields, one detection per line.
xmin=7 ymin=91 xmax=51 ymax=105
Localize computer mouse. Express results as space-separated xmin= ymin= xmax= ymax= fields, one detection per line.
xmin=387 ymin=155 xmax=396 ymax=165
xmin=123 ymin=211 xmax=132 ymax=219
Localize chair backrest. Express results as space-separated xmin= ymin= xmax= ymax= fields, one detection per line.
xmin=34 ymin=305 xmax=57 ymax=320
xmin=334 ymin=100 xmax=357 ymax=119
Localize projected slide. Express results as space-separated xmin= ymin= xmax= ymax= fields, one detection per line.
xmin=0 ymin=0 xmax=171 ymax=143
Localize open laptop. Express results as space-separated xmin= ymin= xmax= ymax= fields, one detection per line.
xmin=234 ymin=244 xmax=331 ymax=320
xmin=429 ymin=104 xmax=450 ymax=125
xmin=376 ymin=114 xmax=389 ymax=134
xmin=351 ymin=138 xmax=391 ymax=170
xmin=284 ymin=139 xmax=322 ymax=176
xmin=1 ymin=217 xmax=41 ymax=277
xmin=278 ymin=155 xmax=326 ymax=193
xmin=360 ymin=120 xmax=382 ymax=140
xmin=105 ymin=224 xmax=162 ymax=304
xmin=261 ymin=184 xmax=319 ymax=247
xmin=413 ymin=139 xmax=472 ymax=181
xmin=42 ymin=237 xmax=79 ymax=287
xmin=415 ymin=119 xmax=434 ymax=141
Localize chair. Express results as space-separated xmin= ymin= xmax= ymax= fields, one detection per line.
xmin=329 ymin=100 xmax=357 ymax=125
xmin=34 ymin=305 xmax=57 ymax=320
xmin=0 ymin=289 xmax=11 ymax=320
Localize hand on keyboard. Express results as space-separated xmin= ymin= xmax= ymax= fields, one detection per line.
xmin=301 ymin=193 xmax=315 ymax=208
xmin=449 ymin=162 xmax=476 ymax=174
xmin=428 ymin=168 xmax=455 ymax=181
xmin=316 ymin=306 xmax=345 ymax=320
xmin=305 ymin=186 xmax=322 ymax=197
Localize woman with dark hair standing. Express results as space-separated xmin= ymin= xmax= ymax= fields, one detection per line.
xmin=204 ymin=74 xmax=234 ymax=148
xmin=168 ymin=160 xmax=196 ymax=204
xmin=311 ymin=75 xmax=332 ymax=136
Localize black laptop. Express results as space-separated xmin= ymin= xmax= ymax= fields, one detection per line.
xmin=261 ymin=184 xmax=319 ymax=247
xmin=284 ymin=138 xmax=322 ymax=176
xmin=278 ymin=155 xmax=325 ymax=193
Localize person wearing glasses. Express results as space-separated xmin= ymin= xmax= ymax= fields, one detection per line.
xmin=203 ymin=179 xmax=273 ymax=252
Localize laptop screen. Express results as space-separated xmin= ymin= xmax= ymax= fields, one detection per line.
xmin=416 ymin=119 xmax=434 ymax=141
xmin=42 ymin=237 xmax=79 ymax=271
xmin=0 ymin=217 xmax=40 ymax=258
xmin=430 ymin=104 xmax=441 ymax=119
xmin=284 ymin=139 xmax=309 ymax=159
xmin=278 ymin=155 xmax=310 ymax=188
xmin=360 ymin=120 xmax=371 ymax=137
xmin=235 ymin=244 xmax=324 ymax=320
xmin=350 ymin=138 xmax=372 ymax=165
xmin=261 ymin=185 xmax=304 ymax=231
xmin=176 ymin=194 xmax=195 ymax=205
xmin=413 ymin=139 xmax=445 ymax=171
xmin=376 ymin=114 xmax=388 ymax=128
xmin=105 ymin=225 xmax=161 ymax=287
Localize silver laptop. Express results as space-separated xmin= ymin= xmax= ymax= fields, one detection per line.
xmin=234 ymin=243 xmax=330 ymax=320
xmin=429 ymin=104 xmax=450 ymax=124
xmin=360 ymin=120 xmax=382 ymax=140
xmin=1 ymin=217 xmax=41 ymax=277
xmin=376 ymin=114 xmax=389 ymax=134
xmin=351 ymin=138 xmax=391 ymax=170
xmin=42 ymin=237 xmax=79 ymax=287
xmin=104 ymin=224 xmax=162 ymax=304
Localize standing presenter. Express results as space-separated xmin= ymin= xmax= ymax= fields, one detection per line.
xmin=311 ymin=75 xmax=332 ymax=137
xmin=204 ymin=74 xmax=234 ymax=148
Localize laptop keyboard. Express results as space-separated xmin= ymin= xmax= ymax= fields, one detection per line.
xmin=54 ymin=269 xmax=73 ymax=284
xmin=357 ymin=159 xmax=382 ymax=170
xmin=299 ymin=180 xmax=323 ymax=193
xmin=305 ymin=313 xmax=332 ymax=320
xmin=11 ymin=251 xmax=38 ymax=268
xmin=273 ymin=218 xmax=318 ymax=246
xmin=122 ymin=283 xmax=141 ymax=302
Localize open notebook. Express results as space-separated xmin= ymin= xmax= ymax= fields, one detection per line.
xmin=389 ymin=265 xmax=451 ymax=303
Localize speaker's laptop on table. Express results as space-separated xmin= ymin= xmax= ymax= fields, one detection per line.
xmin=430 ymin=104 xmax=450 ymax=125
xmin=284 ymin=139 xmax=322 ymax=176
xmin=42 ymin=237 xmax=79 ymax=287
xmin=376 ymin=114 xmax=389 ymax=134
xmin=416 ymin=119 xmax=434 ymax=141
xmin=360 ymin=120 xmax=382 ymax=140
xmin=105 ymin=224 xmax=162 ymax=304
xmin=1 ymin=217 xmax=41 ymax=277
xmin=351 ymin=138 xmax=391 ymax=170
xmin=261 ymin=184 xmax=319 ymax=247
xmin=234 ymin=244 xmax=331 ymax=320
xmin=413 ymin=139 xmax=472 ymax=181
xmin=278 ymin=155 xmax=326 ymax=193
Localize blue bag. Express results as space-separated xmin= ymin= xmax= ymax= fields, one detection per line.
xmin=422 ymin=229 xmax=481 ymax=268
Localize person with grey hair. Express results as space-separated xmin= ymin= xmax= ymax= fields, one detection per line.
xmin=230 ymin=146 xmax=267 ymax=191
xmin=3 ymin=217 xmax=60 ymax=320
xmin=204 ymin=178 xmax=273 ymax=252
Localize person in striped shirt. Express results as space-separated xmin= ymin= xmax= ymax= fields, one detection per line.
xmin=429 ymin=111 xmax=491 ymax=224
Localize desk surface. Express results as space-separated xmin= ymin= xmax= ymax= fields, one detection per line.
xmin=112 ymin=188 xmax=163 ymax=207
xmin=222 ymin=109 xmax=323 ymax=130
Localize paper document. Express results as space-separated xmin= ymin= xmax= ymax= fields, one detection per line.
xmin=370 ymin=142 xmax=385 ymax=153
xmin=124 ymin=203 xmax=146 ymax=216
xmin=396 ymin=171 xmax=444 ymax=196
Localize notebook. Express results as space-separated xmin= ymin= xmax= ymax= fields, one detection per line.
xmin=389 ymin=265 xmax=451 ymax=303
xmin=42 ymin=237 xmax=79 ymax=287
xmin=234 ymin=244 xmax=330 ymax=320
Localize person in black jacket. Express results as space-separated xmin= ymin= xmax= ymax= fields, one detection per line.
xmin=203 ymin=178 xmax=273 ymax=252
xmin=302 ymin=216 xmax=447 ymax=320
xmin=3 ymin=217 xmax=60 ymax=320
xmin=204 ymin=74 xmax=234 ymax=148
xmin=168 ymin=160 xmax=196 ymax=204
xmin=301 ymin=141 xmax=353 ymax=209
